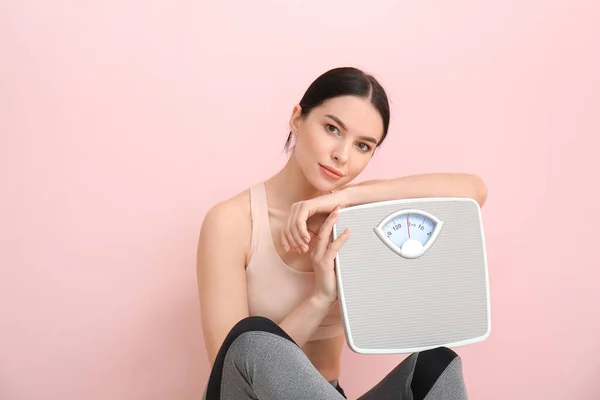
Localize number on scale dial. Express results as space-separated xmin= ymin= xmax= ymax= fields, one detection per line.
xmin=373 ymin=209 xmax=444 ymax=259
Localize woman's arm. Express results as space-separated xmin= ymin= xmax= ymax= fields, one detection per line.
xmin=197 ymin=199 xmax=335 ymax=364
xmin=281 ymin=207 xmax=349 ymax=347
xmin=282 ymin=173 xmax=488 ymax=253
xmin=279 ymin=295 xmax=337 ymax=348
xmin=340 ymin=173 xmax=488 ymax=207
xmin=197 ymin=201 xmax=251 ymax=365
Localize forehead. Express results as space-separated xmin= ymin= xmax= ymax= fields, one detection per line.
xmin=312 ymin=95 xmax=384 ymax=141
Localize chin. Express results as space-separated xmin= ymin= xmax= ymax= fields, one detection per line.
xmin=310 ymin=174 xmax=344 ymax=193
xmin=298 ymin=158 xmax=344 ymax=192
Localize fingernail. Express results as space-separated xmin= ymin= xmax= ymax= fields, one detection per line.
xmin=302 ymin=245 xmax=309 ymax=252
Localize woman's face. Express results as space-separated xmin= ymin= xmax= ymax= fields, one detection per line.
xmin=289 ymin=95 xmax=385 ymax=192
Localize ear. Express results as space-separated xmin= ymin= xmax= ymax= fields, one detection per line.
xmin=288 ymin=104 xmax=303 ymax=135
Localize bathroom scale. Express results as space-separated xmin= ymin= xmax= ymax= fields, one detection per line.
xmin=332 ymin=197 xmax=490 ymax=355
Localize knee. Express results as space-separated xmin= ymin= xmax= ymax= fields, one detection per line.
xmin=231 ymin=315 xmax=278 ymax=332
xmin=225 ymin=316 xmax=297 ymax=347
xmin=229 ymin=316 xmax=283 ymax=337
xmin=414 ymin=346 xmax=461 ymax=373
xmin=219 ymin=316 xmax=301 ymax=371
xmin=410 ymin=347 xmax=463 ymax=399
xmin=419 ymin=346 xmax=460 ymax=364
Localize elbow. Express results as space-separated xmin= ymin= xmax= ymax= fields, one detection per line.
xmin=469 ymin=174 xmax=488 ymax=207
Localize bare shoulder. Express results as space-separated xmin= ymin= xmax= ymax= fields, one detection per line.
xmin=196 ymin=188 xmax=253 ymax=363
xmin=203 ymin=189 xmax=250 ymax=221
xmin=199 ymin=189 xmax=252 ymax=264
xmin=202 ymin=189 xmax=251 ymax=231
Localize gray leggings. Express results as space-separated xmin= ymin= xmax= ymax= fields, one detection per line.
xmin=203 ymin=316 xmax=467 ymax=399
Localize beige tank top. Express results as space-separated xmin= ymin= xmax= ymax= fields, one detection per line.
xmin=245 ymin=182 xmax=344 ymax=341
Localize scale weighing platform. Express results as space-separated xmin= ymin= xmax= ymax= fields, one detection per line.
xmin=332 ymin=197 xmax=490 ymax=354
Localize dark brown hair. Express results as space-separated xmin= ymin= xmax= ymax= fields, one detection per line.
xmin=285 ymin=67 xmax=390 ymax=151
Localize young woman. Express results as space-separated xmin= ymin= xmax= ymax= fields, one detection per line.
xmin=197 ymin=67 xmax=488 ymax=399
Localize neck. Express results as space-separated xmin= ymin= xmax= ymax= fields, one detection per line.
xmin=265 ymin=154 xmax=325 ymax=209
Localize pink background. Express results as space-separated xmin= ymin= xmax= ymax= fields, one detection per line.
xmin=2 ymin=1 xmax=599 ymax=399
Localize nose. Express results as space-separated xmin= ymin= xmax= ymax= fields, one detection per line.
xmin=331 ymin=142 xmax=350 ymax=165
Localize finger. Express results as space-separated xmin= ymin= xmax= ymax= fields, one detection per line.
xmin=323 ymin=228 xmax=350 ymax=262
xmin=291 ymin=220 xmax=307 ymax=253
xmin=297 ymin=204 xmax=311 ymax=244
xmin=284 ymin=205 xmax=300 ymax=252
xmin=281 ymin=229 xmax=291 ymax=252
xmin=290 ymin=204 xmax=306 ymax=253
xmin=281 ymin=205 xmax=291 ymax=251
xmin=288 ymin=205 xmax=305 ymax=252
xmin=314 ymin=206 xmax=340 ymax=259
xmin=287 ymin=228 xmax=301 ymax=254
xmin=290 ymin=204 xmax=305 ymax=252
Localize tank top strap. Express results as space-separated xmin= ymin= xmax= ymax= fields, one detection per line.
xmin=248 ymin=182 xmax=272 ymax=260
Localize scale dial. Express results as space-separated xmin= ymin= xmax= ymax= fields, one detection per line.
xmin=373 ymin=209 xmax=444 ymax=259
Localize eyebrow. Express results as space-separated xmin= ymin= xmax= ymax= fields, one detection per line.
xmin=325 ymin=114 xmax=379 ymax=145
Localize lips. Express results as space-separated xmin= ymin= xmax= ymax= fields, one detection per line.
xmin=319 ymin=163 xmax=344 ymax=179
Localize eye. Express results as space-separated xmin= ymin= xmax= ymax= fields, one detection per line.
xmin=356 ymin=142 xmax=371 ymax=152
xmin=325 ymin=124 xmax=340 ymax=134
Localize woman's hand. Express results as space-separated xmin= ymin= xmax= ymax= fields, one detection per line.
xmin=282 ymin=191 xmax=349 ymax=253
xmin=310 ymin=206 xmax=350 ymax=304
